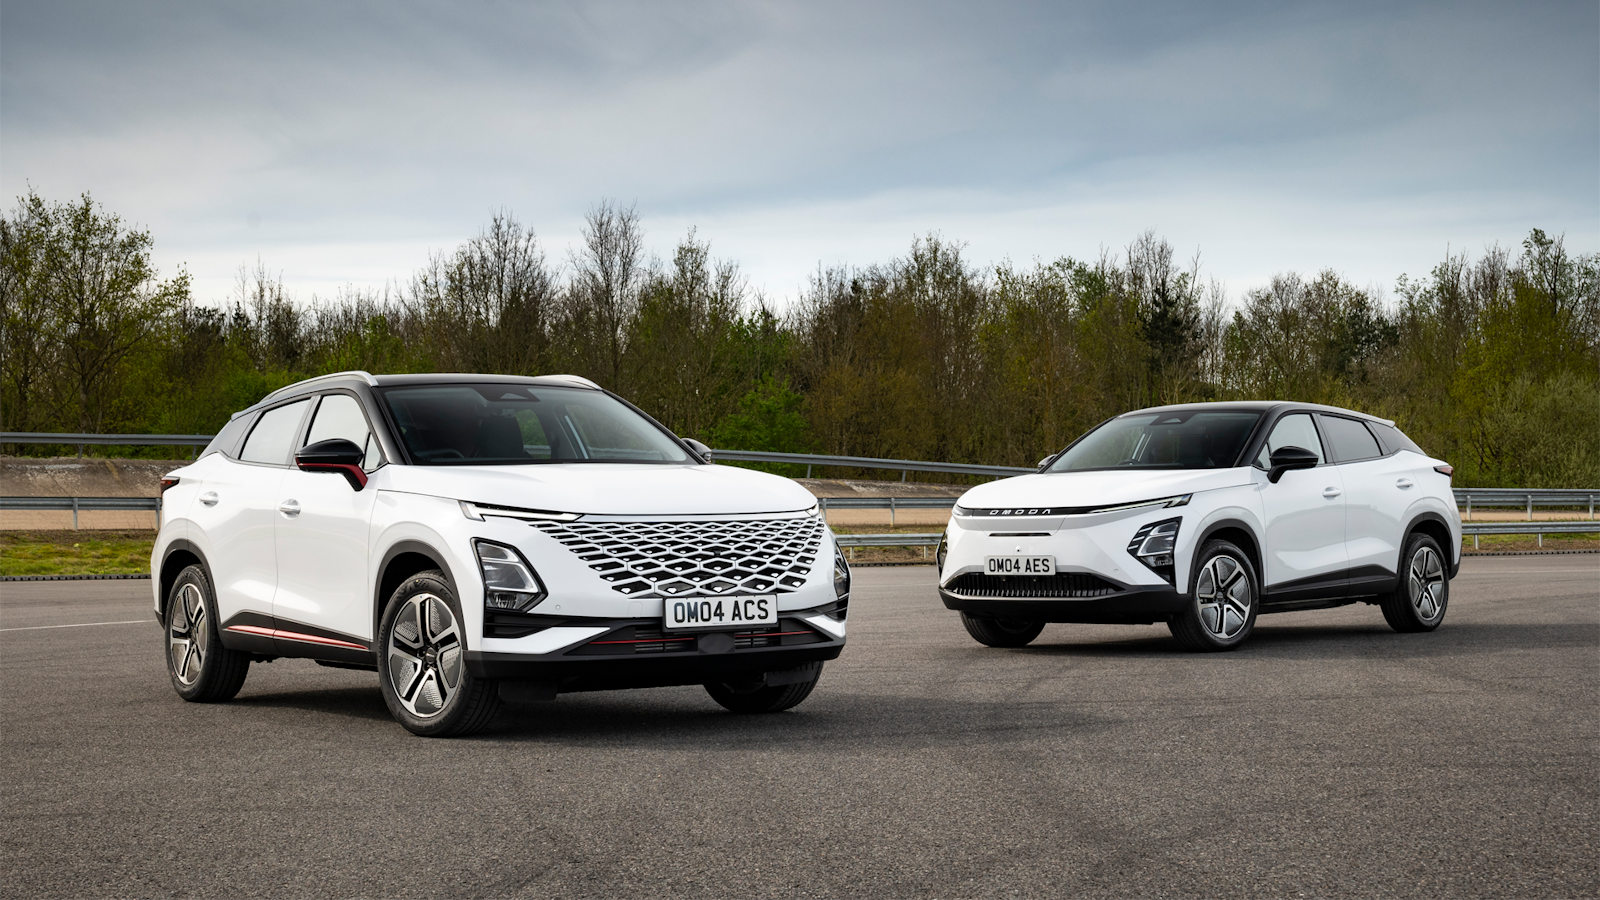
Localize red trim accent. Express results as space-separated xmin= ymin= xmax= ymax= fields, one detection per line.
xmin=298 ymin=462 xmax=368 ymax=489
xmin=589 ymin=630 xmax=812 ymax=645
xmin=226 ymin=624 xmax=368 ymax=651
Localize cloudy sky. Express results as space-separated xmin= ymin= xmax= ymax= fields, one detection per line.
xmin=3 ymin=0 xmax=1595 ymax=307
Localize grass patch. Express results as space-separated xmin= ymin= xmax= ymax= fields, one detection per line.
xmin=0 ymin=530 xmax=155 ymax=576
xmin=1463 ymin=533 xmax=1600 ymax=553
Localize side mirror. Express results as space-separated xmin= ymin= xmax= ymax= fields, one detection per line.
xmin=1037 ymin=453 xmax=1058 ymax=471
xmin=295 ymin=438 xmax=368 ymax=490
xmin=1267 ymin=446 xmax=1319 ymax=484
xmin=683 ymin=438 xmax=713 ymax=463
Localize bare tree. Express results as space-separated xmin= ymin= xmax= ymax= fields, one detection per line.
xmin=562 ymin=200 xmax=645 ymax=388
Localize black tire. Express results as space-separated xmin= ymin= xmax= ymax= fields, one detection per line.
xmin=376 ymin=570 xmax=501 ymax=737
xmin=1169 ymin=539 xmax=1259 ymax=652
xmin=961 ymin=613 xmax=1045 ymax=648
xmin=1380 ymin=533 xmax=1450 ymax=633
xmin=705 ymin=662 xmax=823 ymax=713
xmin=164 ymin=564 xmax=250 ymax=702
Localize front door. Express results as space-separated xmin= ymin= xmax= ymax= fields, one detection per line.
xmin=1254 ymin=412 xmax=1348 ymax=597
xmin=272 ymin=392 xmax=384 ymax=650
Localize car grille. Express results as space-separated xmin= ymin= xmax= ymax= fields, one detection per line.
xmin=945 ymin=571 xmax=1122 ymax=599
xmin=531 ymin=517 xmax=826 ymax=597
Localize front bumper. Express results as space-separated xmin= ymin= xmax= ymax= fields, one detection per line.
xmin=939 ymin=583 xmax=1185 ymax=625
xmin=466 ymin=615 xmax=845 ymax=693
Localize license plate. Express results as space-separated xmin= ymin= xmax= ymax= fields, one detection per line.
xmin=986 ymin=555 xmax=1055 ymax=576
xmin=663 ymin=595 xmax=778 ymax=631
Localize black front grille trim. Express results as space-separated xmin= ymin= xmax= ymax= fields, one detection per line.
xmin=945 ymin=571 xmax=1123 ymax=599
xmin=565 ymin=617 xmax=826 ymax=656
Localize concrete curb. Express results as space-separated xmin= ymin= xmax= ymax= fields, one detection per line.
xmin=2 ymin=573 xmax=151 ymax=581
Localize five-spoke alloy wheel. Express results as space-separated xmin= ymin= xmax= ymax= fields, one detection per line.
xmin=1381 ymin=533 xmax=1449 ymax=632
xmin=377 ymin=570 xmax=500 ymax=736
xmin=1170 ymin=539 xmax=1258 ymax=651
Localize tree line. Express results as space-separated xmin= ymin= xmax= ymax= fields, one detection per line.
xmin=2 ymin=190 xmax=1596 ymax=488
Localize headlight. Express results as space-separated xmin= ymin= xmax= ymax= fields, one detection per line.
xmin=473 ymin=539 xmax=547 ymax=612
xmin=1127 ymin=517 xmax=1181 ymax=583
xmin=833 ymin=542 xmax=851 ymax=601
xmin=935 ymin=531 xmax=949 ymax=573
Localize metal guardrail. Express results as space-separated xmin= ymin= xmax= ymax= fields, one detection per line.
xmin=713 ymin=449 xmax=1029 ymax=479
xmin=0 ymin=496 xmax=162 ymax=529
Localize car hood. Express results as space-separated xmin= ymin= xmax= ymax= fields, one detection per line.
xmin=380 ymin=462 xmax=818 ymax=516
xmin=959 ymin=467 xmax=1255 ymax=511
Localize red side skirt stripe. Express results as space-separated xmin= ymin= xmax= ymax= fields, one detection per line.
xmin=226 ymin=624 xmax=368 ymax=651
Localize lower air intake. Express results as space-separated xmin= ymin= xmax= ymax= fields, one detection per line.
xmin=945 ymin=571 xmax=1122 ymax=599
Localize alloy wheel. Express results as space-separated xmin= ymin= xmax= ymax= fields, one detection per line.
xmin=387 ymin=593 xmax=464 ymax=718
xmin=168 ymin=582 xmax=208 ymax=686
xmin=1196 ymin=554 xmax=1252 ymax=640
xmin=1407 ymin=546 xmax=1446 ymax=623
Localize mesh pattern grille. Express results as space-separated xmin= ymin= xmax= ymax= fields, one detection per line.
xmin=532 ymin=517 xmax=826 ymax=597
xmin=945 ymin=571 xmax=1122 ymax=599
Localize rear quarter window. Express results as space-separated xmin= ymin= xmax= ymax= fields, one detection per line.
xmin=1320 ymin=415 xmax=1383 ymax=463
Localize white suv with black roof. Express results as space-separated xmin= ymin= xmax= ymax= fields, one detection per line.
xmin=153 ymin=372 xmax=848 ymax=735
xmin=937 ymin=402 xmax=1460 ymax=651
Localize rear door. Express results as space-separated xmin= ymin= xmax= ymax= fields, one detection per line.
xmin=191 ymin=398 xmax=311 ymax=631
xmin=1255 ymin=412 xmax=1348 ymax=597
xmin=272 ymin=392 xmax=385 ymax=649
xmin=1320 ymin=414 xmax=1407 ymax=593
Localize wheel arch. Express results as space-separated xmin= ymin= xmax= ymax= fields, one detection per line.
xmin=374 ymin=540 xmax=463 ymax=638
xmin=1401 ymin=512 xmax=1457 ymax=580
xmin=158 ymin=540 xmax=212 ymax=612
xmin=1191 ymin=518 xmax=1264 ymax=591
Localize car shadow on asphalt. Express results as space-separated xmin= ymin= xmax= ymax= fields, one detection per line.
xmin=232 ymin=685 xmax=395 ymax=722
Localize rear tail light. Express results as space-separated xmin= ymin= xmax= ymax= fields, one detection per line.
xmin=159 ymin=477 xmax=180 ymax=492
xmin=1434 ymin=464 xmax=1454 ymax=477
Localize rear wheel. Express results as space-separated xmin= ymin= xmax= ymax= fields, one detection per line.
xmin=1169 ymin=539 xmax=1258 ymax=652
xmin=377 ymin=571 xmax=501 ymax=736
xmin=165 ymin=565 xmax=250 ymax=702
xmin=1380 ymin=533 xmax=1449 ymax=632
xmin=961 ymin=613 xmax=1045 ymax=648
xmin=705 ymin=662 xmax=823 ymax=713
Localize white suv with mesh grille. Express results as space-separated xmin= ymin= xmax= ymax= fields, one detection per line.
xmin=152 ymin=372 xmax=847 ymax=736
xmin=937 ymin=402 xmax=1461 ymax=651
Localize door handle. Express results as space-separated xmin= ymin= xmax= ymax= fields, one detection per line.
xmin=199 ymin=492 xmax=219 ymax=506
xmin=1322 ymin=487 xmax=1342 ymax=499
xmin=1395 ymin=478 xmax=1414 ymax=489
xmin=278 ymin=499 xmax=301 ymax=516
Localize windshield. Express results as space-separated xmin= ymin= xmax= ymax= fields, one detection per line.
xmin=377 ymin=384 xmax=691 ymax=465
xmin=1048 ymin=410 xmax=1262 ymax=472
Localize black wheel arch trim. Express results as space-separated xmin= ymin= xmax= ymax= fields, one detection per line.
xmin=373 ymin=539 xmax=463 ymax=638
xmin=1400 ymin=511 xmax=1459 ymax=579
xmin=158 ymin=539 xmax=214 ymax=614
xmin=1190 ymin=518 xmax=1264 ymax=590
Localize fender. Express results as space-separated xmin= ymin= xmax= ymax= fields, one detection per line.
xmin=1400 ymin=510 xmax=1460 ymax=580
xmin=1189 ymin=516 xmax=1264 ymax=591
xmin=157 ymin=538 xmax=213 ymax=614
xmin=372 ymin=538 xmax=463 ymax=639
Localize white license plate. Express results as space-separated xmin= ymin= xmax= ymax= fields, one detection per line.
xmin=663 ymin=595 xmax=778 ymax=631
xmin=986 ymin=555 xmax=1055 ymax=576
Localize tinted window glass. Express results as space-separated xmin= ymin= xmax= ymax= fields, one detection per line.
xmin=1369 ymin=421 xmax=1427 ymax=456
xmin=1321 ymin=415 xmax=1383 ymax=462
xmin=239 ymin=399 xmax=310 ymax=465
xmin=1048 ymin=410 xmax=1261 ymax=471
xmin=1255 ymin=413 xmax=1325 ymax=467
xmin=305 ymin=394 xmax=382 ymax=471
xmin=203 ymin=412 xmax=255 ymax=460
xmin=378 ymin=384 xmax=690 ymax=465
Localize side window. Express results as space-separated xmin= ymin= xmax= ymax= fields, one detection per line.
xmin=1369 ymin=421 xmax=1427 ymax=456
xmin=1255 ymin=413 xmax=1325 ymax=468
xmin=1320 ymin=415 xmax=1383 ymax=463
xmin=203 ymin=412 xmax=255 ymax=460
xmin=305 ymin=393 xmax=384 ymax=471
xmin=239 ymin=399 xmax=311 ymax=465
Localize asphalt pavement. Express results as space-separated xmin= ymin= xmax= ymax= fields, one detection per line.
xmin=1 ymin=556 xmax=1596 ymax=898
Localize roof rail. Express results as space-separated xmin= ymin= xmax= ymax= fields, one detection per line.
xmin=262 ymin=371 xmax=379 ymax=402
xmin=535 ymin=374 xmax=602 ymax=390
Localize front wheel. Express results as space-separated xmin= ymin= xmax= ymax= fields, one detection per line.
xmin=165 ymin=565 xmax=251 ymax=702
xmin=1380 ymin=533 xmax=1449 ymax=632
xmin=705 ymin=662 xmax=823 ymax=713
xmin=961 ymin=613 xmax=1045 ymax=648
xmin=377 ymin=571 xmax=501 ymax=736
xmin=1168 ymin=540 xmax=1258 ymax=652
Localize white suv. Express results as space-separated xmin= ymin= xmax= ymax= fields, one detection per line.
xmin=937 ymin=402 xmax=1460 ymax=651
xmin=154 ymin=372 xmax=847 ymax=735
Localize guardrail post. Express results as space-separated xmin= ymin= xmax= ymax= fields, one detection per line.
xmin=156 ymin=495 xmax=162 ymax=530
xmin=1537 ymin=532 xmax=1543 ymax=548
xmin=806 ymin=465 xmax=812 ymax=478
xmin=1466 ymin=495 xmax=1472 ymax=521
xmin=1591 ymin=494 xmax=1595 ymax=520
xmin=901 ymin=469 xmax=907 ymax=482
xmin=819 ymin=497 xmax=828 ymax=524
xmin=72 ymin=497 xmax=79 ymax=530
xmin=1527 ymin=495 xmax=1533 ymax=522
xmin=890 ymin=496 xmax=896 ymax=528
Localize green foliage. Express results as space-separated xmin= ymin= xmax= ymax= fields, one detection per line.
xmin=2 ymin=190 xmax=1594 ymax=488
